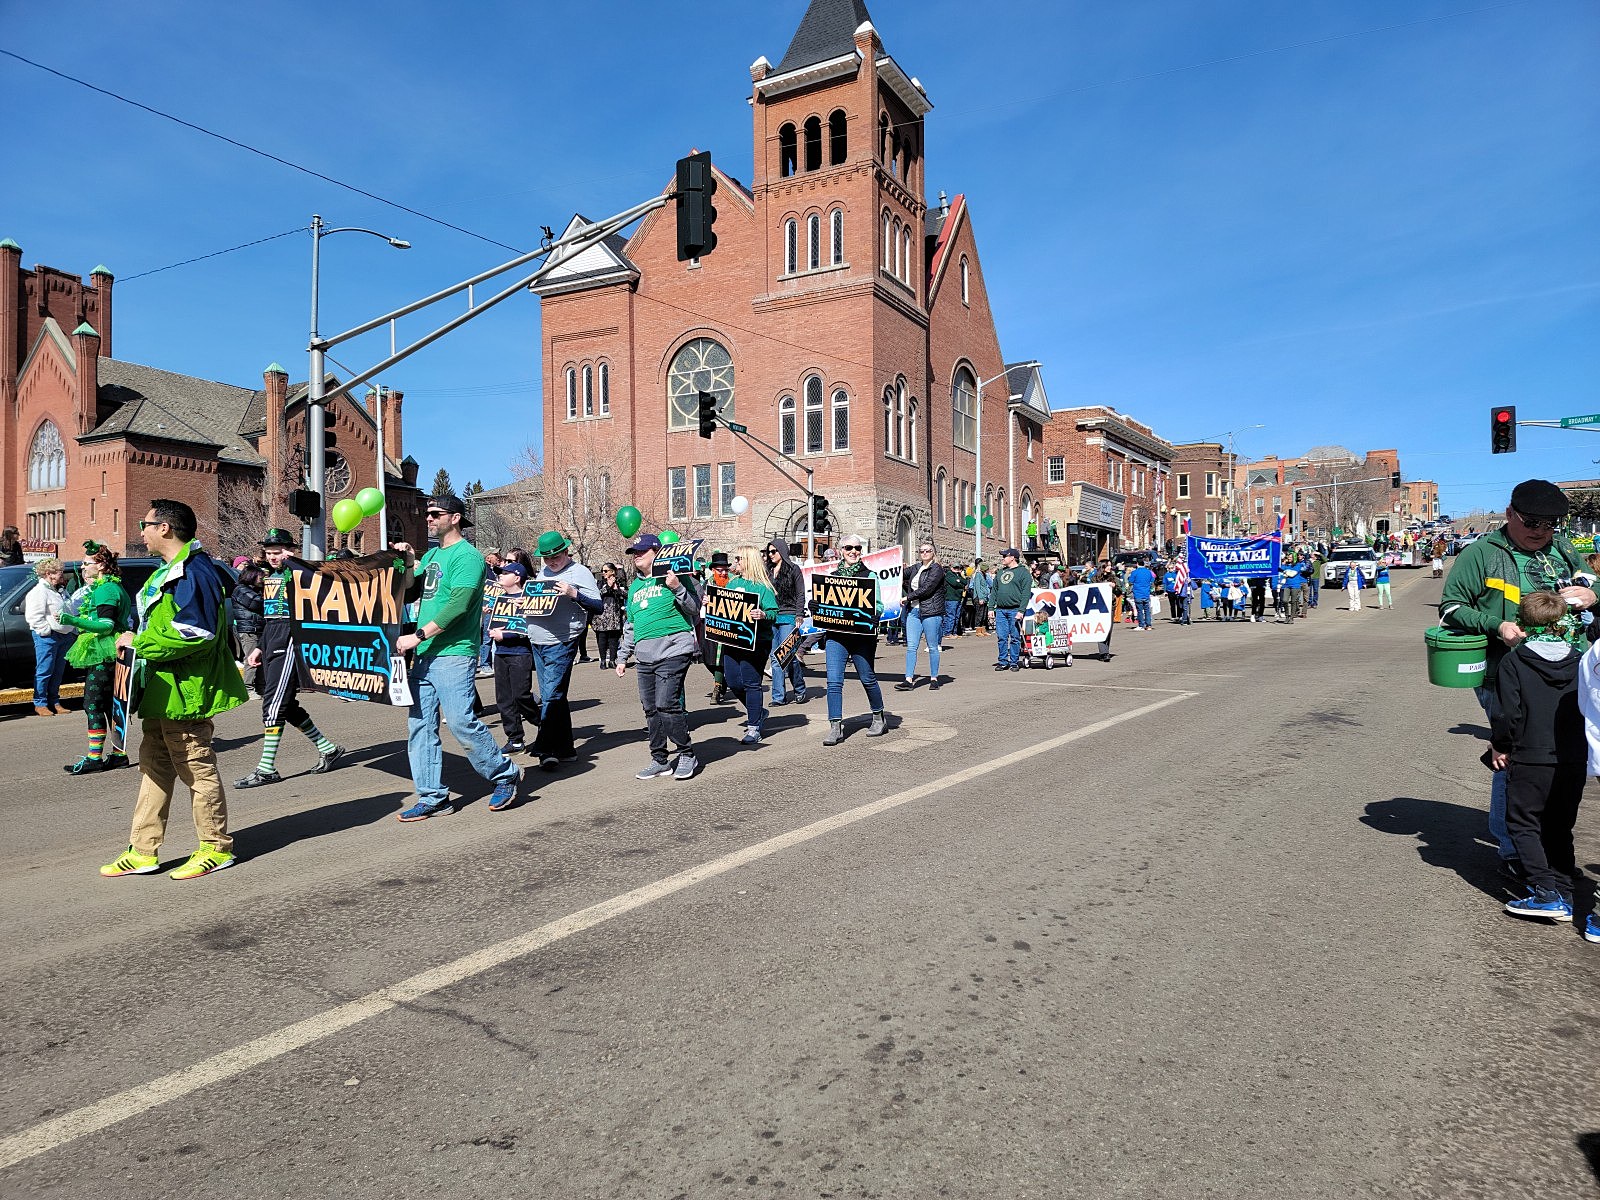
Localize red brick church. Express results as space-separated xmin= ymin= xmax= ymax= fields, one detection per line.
xmin=537 ymin=0 xmax=1051 ymax=562
xmin=0 ymin=239 xmax=425 ymax=559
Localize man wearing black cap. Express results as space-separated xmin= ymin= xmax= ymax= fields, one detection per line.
xmin=235 ymin=528 xmax=343 ymax=788
xmin=1441 ymin=479 xmax=1596 ymax=873
xmin=392 ymin=495 xmax=522 ymax=819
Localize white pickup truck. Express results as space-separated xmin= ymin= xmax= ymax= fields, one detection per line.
xmin=1323 ymin=545 xmax=1379 ymax=586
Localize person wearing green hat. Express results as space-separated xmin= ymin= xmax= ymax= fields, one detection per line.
xmin=234 ymin=527 xmax=343 ymax=789
xmin=524 ymin=529 xmax=603 ymax=771
xmin=59 ymin=542 xmax=133 ymax=773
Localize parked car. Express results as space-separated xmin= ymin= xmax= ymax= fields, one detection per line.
xmin=1 ymin=556 xmax=173 ymax=691
xmin=1323 ymin=545 xmax=1380 ymax=587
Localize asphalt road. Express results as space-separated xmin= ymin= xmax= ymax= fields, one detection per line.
xmin=0 ymin=569 xmax=1595 ymax=1200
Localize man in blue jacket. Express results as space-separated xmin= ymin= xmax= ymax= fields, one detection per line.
xmin=1127 ymin=561 xmax=1155 ymax=631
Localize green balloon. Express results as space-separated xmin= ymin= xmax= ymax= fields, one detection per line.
xmin=355 ymin=487 xmax=385 ymax=516
xmin=659 ymin=530 xmax=681 ymax=546
xmin=331 ymin=497 xmax=364 ymax=534
xmin=615 ymin=505 xmax=643 ymax=539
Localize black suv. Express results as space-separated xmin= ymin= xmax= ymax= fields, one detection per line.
xmin=0 ymin=557 xmax=167 ymax=690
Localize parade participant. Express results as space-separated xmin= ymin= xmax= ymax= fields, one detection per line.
xmin=991 ymin=548 xmax=1033 ymax=671
xmin=721 ymin=545 xmax=779 ymax=745
xmin=59 ymin=544 xmax=133 ymax=773
xmin=897 ymin=541 xmax=946 ymax=691
xmin=99 ymin=499 xmax=249 ymax=879
xmin=763 ymin=540 xmax=809 ymax=706
xmin=1344 ymin=561 xmax=1365 ymax=611
xmin=1441 ymin=479 xmax=1597 ymax=875
xmin=24 ymin=557 xmax=73 ymax=716
xmin=392 ymin=496 xmax=522 ymax=820
xmin=616 ymin=533 xmax=703 ymax=779
xmin=1249 ymin=575 xmax=1268 ymax=623
xmin=1279 ymin=563 xmax=1305 ymax=624
xmin=703 ymin=551 xmax=732 ymax=704
xmin=1374 ymin=560 xmax=1393 ymax=609
xmin=1126 ymin=559 xmax=1155 ymax=632
xmin=232 ymin=560 xmax=265 ymax=692
xmin=941 ymin=563 xmax=966 ymax=642
xmin=1198 ymin=578 xmax=1216 ymax=620
xmin=487 ymin=559 xmax=536 ymax=754
xmin=592 ymin=562 xmax=626 ymax=669
xmin=821 ymin=536 xmax=887 ymax=745
xmin=234 ymin=529 xmax=344 ymax=789
xmin=523 ymin=530 xmax=602 ymax=771
xmin=1491 ymin=589 xmax=1586 ymax=925
xmin=1307 ymin=552 xmax=1323 ymax=608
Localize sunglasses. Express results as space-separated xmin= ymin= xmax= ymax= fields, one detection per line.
xmin=425 ymin=511 xmax=448 ymax=519
xmin=841 ymin=545 xmax=864 ymax=552
xmin=919 ymin=548 xmax=935 ymax=553
xmin=137 ymin=519 xmax=166 ymax=531
xmin=1512 ymin=508 xmax=1557 ymax=532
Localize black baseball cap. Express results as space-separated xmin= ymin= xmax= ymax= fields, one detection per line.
xmin=427 ymin=494 xmax=473 ymax=529
xmin=1510 ymin=479 xmax=1568 ymax=519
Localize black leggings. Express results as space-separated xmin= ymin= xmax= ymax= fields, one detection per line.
xmin=83 ymin=658 xmax=114 ymax=728
xmin=594 ymin=629 xmax=621 ymax=664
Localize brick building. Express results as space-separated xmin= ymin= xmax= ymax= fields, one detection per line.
xmin=1402 ymin=479 xmax=1440 ymax=524
xmin=536 ymin=0 xmax=1048 ymax=564
xmin=0 ymin=240 xmax=425 ymax=559
xmin=1038 ymin=406 xmax=1175 ymax=562
xmin=1167 ymin=441 xmax=1233 ymax=542
xmin=1237 ymin=445 xmax=1404 ymax=541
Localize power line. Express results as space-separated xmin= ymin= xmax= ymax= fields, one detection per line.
xmin=0 ymin=47 xmax=523 ymax=255
xmin=119 ymin=226 xmax=308 ymax=283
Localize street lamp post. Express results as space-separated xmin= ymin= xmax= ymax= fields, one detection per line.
xmin=1175 ymin=424 xmax=1262 ymax=539
xmin=974 ymin=362 xmax=1037 ymax=563
xmin=305 ymin=214 xmax=409 ymax=560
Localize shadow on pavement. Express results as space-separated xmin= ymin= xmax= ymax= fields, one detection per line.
xmin=1445 ymin=722 xmax=1489 ymax=739
xmin=1361 ymin=796 xmax=1512 ymax=903
xmin=236 ymin=790 xmax=405 ymax=859
xmin=1578 ymin=1132 xmax=1600 ymax=1185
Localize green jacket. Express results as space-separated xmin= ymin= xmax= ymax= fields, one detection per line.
xmin=992 ymin=564 xmax=1034 ymax=610
xmin=63 ymin=575 xmax=133 ymax=668
xmin=132 ymin=540 xmax=248 ymax=721
xmin=1439 ymin=527 xmax=1589 ymax=685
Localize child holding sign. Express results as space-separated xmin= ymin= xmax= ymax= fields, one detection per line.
xmin=487 ymin=560 xmax=537 ymax=753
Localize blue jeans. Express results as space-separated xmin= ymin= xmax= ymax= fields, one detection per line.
xmin=1133 ymin=597 xmax=1152 ymax=629
xmin=995 ymin=608 xmax=1022 ymax=666
xmin=769 ymin=615 xmax=807 ymax=702
xmin=723 ymin=652 xmax=767 ymax=732
xmin=942 ymin=607 xmax=959 ymax=640
xmin=479 ymin=613 xmax=493 ymax=668
xmin=1474 ymin=685 xmax=1517 ymax=859
xmin=32 ymin=631 xmax=71 ymax=707
xmin=1308 ymin=578 xmax=1320 ymax=608
xmin=407 ymin=653 xmax=517 ymax=805
xmin=530 ymin=639 xmax=577 ymax=759
xmin=903 ymin=610 xmax=941 ymax=681
xmin=825 ymin=637 xmax=883 ymax=721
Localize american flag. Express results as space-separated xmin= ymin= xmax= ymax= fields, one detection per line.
xmin=1174 ymin=561 xmax=1189 ymax=595
xmin=1182 ymin=517 xmax=1191 ymax=535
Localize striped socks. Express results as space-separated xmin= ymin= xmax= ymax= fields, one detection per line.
xmin=86 ymin=726 xmax=106 ymax=761
xmin=257 ymin=725 xmax=284 ymax=774
xmin=294 ymin=716 xmax=336 ymax=754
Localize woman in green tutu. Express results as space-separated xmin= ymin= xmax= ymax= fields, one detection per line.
xmin=60 ymin=543 xmax=133 ymax=774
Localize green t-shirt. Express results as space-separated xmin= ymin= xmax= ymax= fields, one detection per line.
xmin=625 ymin=575 xmax=694 ymax=643
xmin=416 ymin=539 xmax=486 ymax=657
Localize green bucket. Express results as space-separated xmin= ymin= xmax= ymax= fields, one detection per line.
xmin=1424 ymin=626 xmax=1488 ymax=688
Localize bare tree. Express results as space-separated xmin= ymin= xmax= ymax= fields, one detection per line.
xmin=203 ymin=470 xmax=266 ymax=560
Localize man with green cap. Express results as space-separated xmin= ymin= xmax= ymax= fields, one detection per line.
xmin=525 ymin=529 xmax=603 ymax=770
xmin=234 ymin=527 xmax=343 ymax=788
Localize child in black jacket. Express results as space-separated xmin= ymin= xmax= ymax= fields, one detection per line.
xmin=1491 ymin=589 xmax=1587 ymax=924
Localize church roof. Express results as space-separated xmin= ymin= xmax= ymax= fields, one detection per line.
xmin=776 ymin=0 xmax=874 ymax=73
xmin=88 ymin=358 xmax=266 ymax=466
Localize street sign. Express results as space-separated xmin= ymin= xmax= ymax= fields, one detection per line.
xmin=1559 ymin=414 xmax=1600 ymax=428
xmin=727 ymin=422 xmax=748 ymax=434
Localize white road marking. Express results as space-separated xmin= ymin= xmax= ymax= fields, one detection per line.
xmin=0 ymin=690 xmax=1195 ymax=1172
xmin=1015 ymin=679 xmax=1195 ymax=694
xmin=1162 ymin=672 xmax=1242 ymax=678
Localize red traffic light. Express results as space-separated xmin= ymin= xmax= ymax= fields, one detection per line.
xmin=1495 ymin=410 xmax=1512 ymax=423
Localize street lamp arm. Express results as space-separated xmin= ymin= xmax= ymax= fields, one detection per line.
xmin=322 ymin=226 xmax=410 ymax=248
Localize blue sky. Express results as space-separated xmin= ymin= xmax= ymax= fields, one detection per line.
xmin=5 ymin=0 xmax=1595 ymax=517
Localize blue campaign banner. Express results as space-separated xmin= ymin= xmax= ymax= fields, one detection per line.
xmin=1185 ymin=535 xmax=1281 ymax=581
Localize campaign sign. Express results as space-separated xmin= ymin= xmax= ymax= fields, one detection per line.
xmin=652 ymin=540 xmax=704 ymax=579
xmin=1025 ymin=584 xmax=1115 ymax=644
xmin=702 ymin=584 xmax=760 ymax=650
xmin=810 ymin=574 xmax=878 ymax=635
xmin=485 ymin=584 xmax=528 ymax=635
xmin=804 ymin=547 xmax=903 ymax=625
xmin=522 ymin=579 xmax=563 ymax=617
xmin=1185 ymin=534 xmax=1281 ymax=581
xmin=772 ymin=623 xmax=804 ymax=669
xmin=290 ymin=553 xmax=411 ymax=705
xmin=108 ymin=644 xmax=141 ymax=757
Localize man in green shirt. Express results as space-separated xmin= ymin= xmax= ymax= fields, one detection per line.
xmin=392 ymin=495 xmax=521 ymax=820
xmin=1440 ymin=479 xmax=1596 ymax=872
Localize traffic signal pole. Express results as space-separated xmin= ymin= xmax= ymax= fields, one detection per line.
xmin=712 ymin=415 xmax=819 ymax=560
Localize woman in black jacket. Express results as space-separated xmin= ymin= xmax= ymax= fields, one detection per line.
xmin=232 ymin=562 xmax=266 ymax=693
xmin=896 ymin=540 xmax=946 ymax=691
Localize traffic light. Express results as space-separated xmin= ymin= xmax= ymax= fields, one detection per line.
xmin=1390 ymin=471 xmax=1401 ymax=488
xmin=324 ymin=431 xmax=338 ymax=449
xmin=1491 ymin=405 xmax=1517 ymax=454
xmin=675 ymin=151 xmax=718 ymax=262
xmin=697 ymin=391 xmax=718 ymax=439
xmin=289 ymin=489 xmax=321 ymax=521
xmin=811 ymin=494 xmax=830 ymax=530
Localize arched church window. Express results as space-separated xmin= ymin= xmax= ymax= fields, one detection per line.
xmin=28 ymin=421 xmax=65 ymax=491
xmin=667 ymin=337 xmax=735 ymax=430
xmin=803 ymin=116 xmax=822 ymax=172
xmin=829 ymin=110 xmax=847 ymax=165
xmin=778 ymin=123 xmax=797 ymax=177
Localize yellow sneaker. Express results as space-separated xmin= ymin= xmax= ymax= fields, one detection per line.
xmin=168 ymin=844 xmax=236 ymax=880
xmin=100 ymin=845 xmax=160 ymax=877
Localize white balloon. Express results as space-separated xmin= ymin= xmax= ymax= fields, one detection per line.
xmin=730 ymin=495 xmax=750 ymax=515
